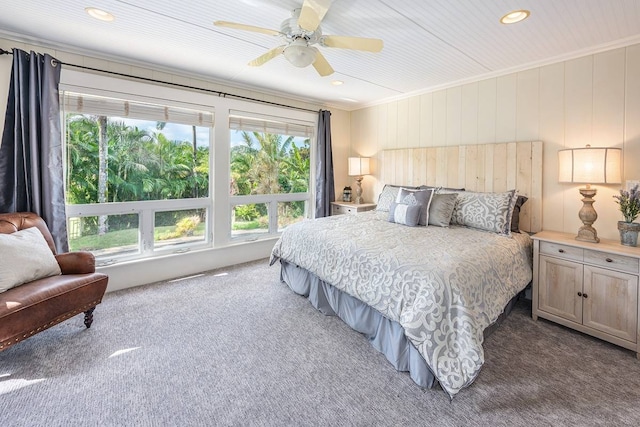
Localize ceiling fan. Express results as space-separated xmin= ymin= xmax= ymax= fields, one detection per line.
xmin=214 ymin=0 xmax=383 ymax=76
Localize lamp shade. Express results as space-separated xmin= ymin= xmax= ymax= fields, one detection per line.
xmin=558 ymin=146 xmax=621 ymax=184
xmin=348 ymin=157 xmax=370 ymax=176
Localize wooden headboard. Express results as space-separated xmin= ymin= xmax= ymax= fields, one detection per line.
xmin=381 ymin=141 xmax=543 ymax=233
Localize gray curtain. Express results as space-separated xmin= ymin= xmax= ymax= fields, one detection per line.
xmin=314 ymin=110 xmax=335 ymax=218
xmin=0 ymin=48 xmax=68 ymax=251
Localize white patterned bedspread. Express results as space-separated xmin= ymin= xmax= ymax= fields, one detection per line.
xmin=270 ymin=210 xmax=533 ymax=397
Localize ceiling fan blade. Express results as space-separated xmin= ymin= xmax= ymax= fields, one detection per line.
xmin=248 ymin=46 xmax=286 ymax=67
xmin=214 ymin=21 xmax=281 ymax=36
xmin=312 ymin=49 xmax=334 ymax=76
xmin=322 ymin=35 xmax=383 ymax=52
xmin=298 ymin=0 xmax=332 ymax=32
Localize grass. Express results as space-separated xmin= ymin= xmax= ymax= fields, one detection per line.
xmin=69 ymin=215 xmax=301 ymax=251
xmin=69 ymin=223 xmax=206 ymax=251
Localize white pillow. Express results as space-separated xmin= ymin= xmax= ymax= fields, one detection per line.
xmin=0 ymin=227 xmax=62 ymax=293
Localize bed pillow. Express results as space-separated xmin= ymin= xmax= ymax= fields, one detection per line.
xmin=0 ymin=227 xmax=62 ymax=293
xmin=388 ymin=202 xmax=421 ymax=226
xmin=396 ymin=187 xmax=434 ymax=226
xmin=436 ymin=187 xmax=465 ymax=194
xmin=450 ymin=190 xmax=518 ymax=236
xmin=428 ymin=193 xmax=458 ymax=227
xmin=511 ymin=195 xmax=529 ymax=233
xmin=376 ymin=184 xmax=419 ymax=212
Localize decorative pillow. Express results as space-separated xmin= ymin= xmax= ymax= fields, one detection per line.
xmin=436 ymin=186 xmax=465 ymax=194
xmin=428 ymin=193 xmax=458 ymax=227
xmin=450 ymin=190 xmax=518 ymax=236
xmin=376 ymin=184 xmax=419 ymax=212
xmin=396 ymin=187 xmax=434 ymax=226
xmin=388 ymin=202 xmax=421 ymax=227
xmin=511 ymin=195 xmax=529 ymax=233
xmin=0 ymin=227 xmax=61 ymax=293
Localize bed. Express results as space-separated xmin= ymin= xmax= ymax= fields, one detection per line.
xmin=270 ymin=141 xmax=543 ymax=398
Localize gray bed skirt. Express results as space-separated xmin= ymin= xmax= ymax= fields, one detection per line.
xmin=279 ymin=259 xmax=522 ymax=390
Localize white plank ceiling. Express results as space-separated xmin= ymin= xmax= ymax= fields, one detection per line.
xmin=1 ymin=0 xmax=640 ymax=110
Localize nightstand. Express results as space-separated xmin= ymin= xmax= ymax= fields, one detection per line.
xmin=532 ymin=230 xmax=640 ymax=358
xmin=331 ymin=201 xmax=377 ymax=216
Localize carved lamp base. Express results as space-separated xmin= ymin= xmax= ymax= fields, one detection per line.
xmin=575 ymin=187 xmax=600 ymax=243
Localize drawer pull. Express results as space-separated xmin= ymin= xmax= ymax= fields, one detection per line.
xmin=558 ymin=249 xmax=565 ymax=253
xmin=577 ymin=292 xmax=582 ymax=297
xmin=605 ymin=258 xmax=613 ymax=263
xmin=583 ymin=293 xmax=588 ymax=299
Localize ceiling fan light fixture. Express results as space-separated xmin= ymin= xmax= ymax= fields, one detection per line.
xmin=500 ymin=9 xmax=530 ymax=24
xmin=283 ymin=39 xmax=317 ymax=67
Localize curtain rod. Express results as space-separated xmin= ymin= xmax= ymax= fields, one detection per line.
xmin=0 ymin=47 xmax=319 ymax=114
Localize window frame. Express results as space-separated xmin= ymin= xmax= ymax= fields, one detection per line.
xmin=59 ymin=69 xmax=317 ymax=264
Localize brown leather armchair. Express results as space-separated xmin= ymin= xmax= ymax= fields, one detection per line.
xmin=0 ymin=212 xmax=108 ymax=351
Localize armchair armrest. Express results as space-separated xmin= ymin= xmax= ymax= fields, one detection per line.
xmin=55 ymin=252 xmax=96 ymax=275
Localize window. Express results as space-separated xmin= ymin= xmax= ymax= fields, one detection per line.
xmin=229 ymin=112 xmax=313 ymax=240
xmin=62 ymin=92 xmax=213 ymax=261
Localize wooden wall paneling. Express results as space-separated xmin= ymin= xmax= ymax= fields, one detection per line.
xmin=426 ymin=147 xmax=437 ymax=185
xmin=539 ymin=62 xmax=566 ymax=234
xmin=379 ymin=141 xmax=543 ymax=232
xmin=433 ymin=90 xmax=447 ymax=146
xmin=593 ymin=48 xmax=625 ymax=147
xmin=403 ymin=149 xmax=413 ymax=185
xmin=477 ymin=78 xmax=497 ymax=143
xmin=516 ymin=142 xmax=534 ymax=231
xmin=381 ymin=149 xmax=391 ymax=185
xmin=408 ymin=96 xmax=421 ymax=146
xmin=435 ymin=146 xmax=448 ymax=186
xmin=446 ymin=87 xmax=462 ymax=146
xmin=492 ymin=143 xmax=508 ymax=192
xmin=564 ymin=56 xmax=593 ymax=148
xmin=458 ymin=146 xmax=467 ymax=190
xmin=397 ymin=99 xmax=409 ymax=148
xmin=506 ymin=142 xmax=517 ymax=190
xmin=416 ymin=148 xmax=428 ymax=186
xmin=530 ymin=141 xmax=544 ymax=232
xmin=464 ymin=145 xmax=478 ymax=191
xmin=419 ymin=93 xmax=433 ymax=147
xmin=446 ymin=146 xmax=460 ymax=188
xmin=476 ymin=144 xmax=486 ymax=191
xmin=387 ymin=101 xmax=398 ymax=148
xmin=377 ymin=104 xmax=389 ymax=150
xmin=625 ymin=44 xmax=640 ymax=182
xmin=496 ymin=74 xmax=517 ymax=142
xmin=516 ymin=68 xmax=540 ymax=142
xmin=461 ymin=83 xmax=479 ymax=145
xmin=484 ymin=144 xmax=495 ymax=192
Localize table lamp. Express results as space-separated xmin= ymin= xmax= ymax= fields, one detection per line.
xmin=348 ymin=157 xmax=370 ymax=204
xmin=558 ymin=145 xmax=621 ymax=243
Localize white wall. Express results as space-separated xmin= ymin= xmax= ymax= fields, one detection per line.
xmin=0 ymin=35 xmax=352 ymax=291
xmin=351 ymin=44 xmax=640 ymax=241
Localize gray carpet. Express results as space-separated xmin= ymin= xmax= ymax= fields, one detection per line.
xmin=1 ymin=258 xmax=639 ymax=426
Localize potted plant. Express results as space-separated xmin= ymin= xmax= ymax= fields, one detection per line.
xmin=614 ymin=184 xmax=640 ymax=247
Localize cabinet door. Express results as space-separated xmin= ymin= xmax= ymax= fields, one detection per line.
xmin=583 ymin=265 xmax=638 ymax=343
xmin=538 ymin=255 xmax=583 ymax=323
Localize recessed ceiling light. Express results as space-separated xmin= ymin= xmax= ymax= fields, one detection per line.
xmin=500 ymin=9 xmax=530 ymax=24
xmin=85 ymin=7 xmax=115 ymax=22
xmin=331 ymin=80 xmax=344 ymax=86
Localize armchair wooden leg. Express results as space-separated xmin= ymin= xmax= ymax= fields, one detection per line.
xmin=84 ymin=307 xmax=96 ymax=328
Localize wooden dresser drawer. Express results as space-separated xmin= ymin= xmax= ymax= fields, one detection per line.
xmin=584 ymin=249 xmax=640 ymax=274
xmin=332 ymin=204 xmax=355 ymax=215
xmin=540 ymin=241 xmax=583 ymax=262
